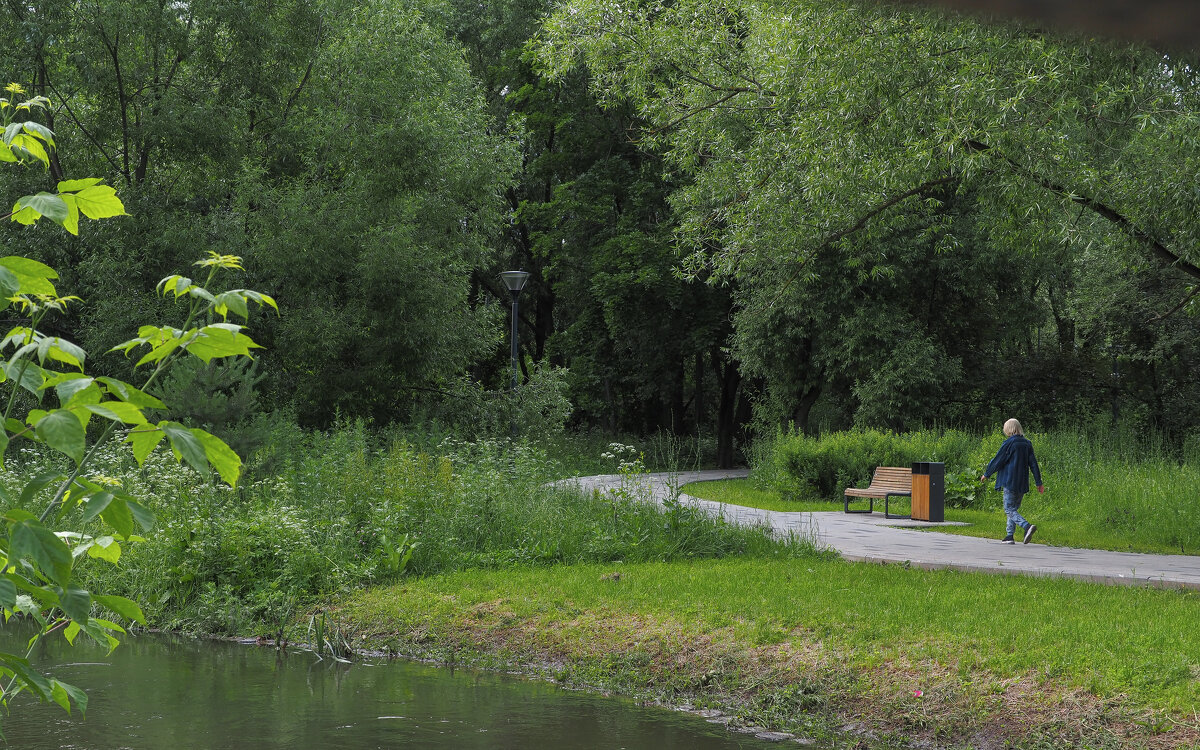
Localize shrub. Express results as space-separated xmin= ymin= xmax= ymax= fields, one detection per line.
xmin=769 ymin=428 xmax=976 ymax=500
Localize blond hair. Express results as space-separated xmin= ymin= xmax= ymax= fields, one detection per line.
xmin=1003 ymin=418 xmax=1024 ymax=437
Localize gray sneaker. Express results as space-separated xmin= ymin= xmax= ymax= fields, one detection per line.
xmin=1023 ymin=525 xmax=1038 ymax=544
xmin=1001 ymin=536 xmax=1015 ymax=544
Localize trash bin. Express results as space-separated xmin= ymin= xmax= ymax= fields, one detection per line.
xmin=910 ymin=462 xmax=944 ymax=522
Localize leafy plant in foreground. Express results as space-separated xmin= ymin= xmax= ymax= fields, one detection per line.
xmin=0 ymin=86 xmax=275 ymax=728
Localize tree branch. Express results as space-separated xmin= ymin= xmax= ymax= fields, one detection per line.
xmin=650 ymin=88 xmax=751 ymax=134
xmin=1148 ymin=285 xmax=1200 ymax=322
xmin=963 ymin=138 xmax=1200 ymax=282
xmin=763 ymin=173 xmax=959 ymax=307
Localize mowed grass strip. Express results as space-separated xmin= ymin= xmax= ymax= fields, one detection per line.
xmin=682 ymin=479 xmax=1200 ymax=556
xmin=341 ymin=556 xmax=1200 ymax=714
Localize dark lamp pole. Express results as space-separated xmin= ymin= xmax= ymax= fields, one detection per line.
xmin=499 ymin=270 xmax=530 ymax=394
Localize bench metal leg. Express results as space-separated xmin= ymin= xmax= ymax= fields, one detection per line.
xmin=884 ymin=492 xmax=911 ymax=519
xmin=844 ymin=495 xmax=874 ymax=514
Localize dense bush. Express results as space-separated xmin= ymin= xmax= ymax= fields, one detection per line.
xmin=4 ymin=423 xmax=803 ymax=635
xmin=769 ymin=428 xmax=978 ymax=502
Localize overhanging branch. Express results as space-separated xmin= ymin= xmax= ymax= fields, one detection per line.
xmin=964 ymin=139 xmax=1200 ymax=282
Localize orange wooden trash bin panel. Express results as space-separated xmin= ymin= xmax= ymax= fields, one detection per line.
xmin=910 ymin=462 xmax=944 ymax=522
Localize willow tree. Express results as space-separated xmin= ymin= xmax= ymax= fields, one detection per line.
xmin=536 ymin=0 xmax=1200 ymax=430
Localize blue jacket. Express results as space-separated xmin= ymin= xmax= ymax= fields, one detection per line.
xmin=984 ymin=435 xmax=1042 ymax=495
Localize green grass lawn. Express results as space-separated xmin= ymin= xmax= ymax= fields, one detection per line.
xmin=341 ymin=556 xmax=1200 ymax=730
xmin=680 ymin=479 xmax=1198 ymax=556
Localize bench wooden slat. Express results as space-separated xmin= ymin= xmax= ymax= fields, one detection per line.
xmin=843 ymin=466 xmax=912 ymax=518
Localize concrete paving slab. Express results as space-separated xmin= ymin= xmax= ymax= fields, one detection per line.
xmin=561 ymin=470 xmax=1200 ymax=591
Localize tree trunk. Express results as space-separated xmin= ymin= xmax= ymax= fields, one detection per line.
xmin=792 ymin=384 xmax=822 ymax=435
xmin=713 ymin=349 xmax=741 ymax=469
xmin=670 ymin=360 xmax=686 ymax=434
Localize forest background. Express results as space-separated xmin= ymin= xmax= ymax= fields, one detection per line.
xmin=0 ymin=0 xmax=1198 ymax=466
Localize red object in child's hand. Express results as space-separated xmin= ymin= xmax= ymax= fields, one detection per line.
xmin=1037 ymin=485 xmax=1045 ymax=494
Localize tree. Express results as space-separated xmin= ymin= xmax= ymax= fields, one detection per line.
xmin=244 ymin=0 xmax=518 ymax=424
xmin=536 ymin=0 xmax=1200 ymax=432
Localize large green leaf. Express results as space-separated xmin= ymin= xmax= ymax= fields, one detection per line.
xmin=98 ymin=497 xmax=134 ymax=538
xmin=8 ymin=135 xmax=49 ymax=168
xmin=79 ymin=492 xmax=114 ymax=525
xmin=9 ymin=574 xmax=61 ymax=609
xmin=127 ymin=498 xmax=155 ymax=533
xmin=55 ymin=679 xmax=88 ymax=716
xmin=0 ymin=256 xmax=57 ymax=296
xmin=84 ymin=401 xmax=148 ymax=425
xmin=6 ymin=514 xmax=72 ymax=586
xmin=93 ymin=594 xmax=145 ymax=625
xmin=20 ymin=122 xmax=55 ymax=148
xmin=0 ymin=651 xmax=52 ymax=700
xmin=11 ymin=192 xmax=69 ymax=225
xmin=59 ymin=193 xmax=80 ymax=236
xmin=34 ymin=410 xmax=86 ymax=463
xmin=0 ymin=264 xmax=19 ymax=301
xmin=133 ymin=336 xmax=183 ymax=368
xmin=18 ymin=471 xmax=66 ymax=506
xmin=72 ymin=184 xmax=126 ymax=220
xmin=97 ymin=377 xmax=166 ymax=409
xmin=2 ymin=122 xmax=23 ymax=145
xmin=3 ymin=357 xmax=46 ymax=396
xmin=0 ymin=575 xmax=16 ymax=609
xmin=160 ymin=421 xmax=209 ymax=476
xmin=56 ymin=178 xmax=102 ymax=193
xmin=77 ymin=617 xmax=122 ymax=652
xmin=194 ymin=428 xmax=242 ymax=487
xmin=52 ymin=375 xmax=96 ymax=405
xmin=85 ymin=536 xmax=121 ymax=564
xmin=57 ymin=584 xmax=91 ymax=624
xmin=126 ymin=426 xmax=165 ymax=465
xmin=213 ymin=290 xmax=249 ymax=320
xmin=37 ymin=336 xmax=86 ymax=370
xmin=183 ymin=325 xmax=262 ymax=362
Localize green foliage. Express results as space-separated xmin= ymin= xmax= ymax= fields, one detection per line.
xmin=534 ymin=0 xmax=1200 ymax=439
xmin=242 ymin=0 xmax=518 ymax=425
xmin=37 ymin=425 xmax=802 ymax=635
xmin=769 ymin=428 xmax=976 ymax=500
xmin=0 ymin=102 xmax=272 ymax=728
xmin=417 ymin=361 xmax=573 ymax=439
xmin=154 ymin=357 xmax=276 ymax=468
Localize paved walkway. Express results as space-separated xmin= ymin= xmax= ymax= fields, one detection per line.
xmin=563 ymin=470 xmax=1200 ymax=591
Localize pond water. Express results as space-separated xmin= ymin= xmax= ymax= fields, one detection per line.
xmin=2 ymin=628 xmax=814 ymax=749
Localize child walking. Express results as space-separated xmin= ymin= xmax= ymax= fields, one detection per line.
xmin=980 ymin=418 xmax=1044 ymax=544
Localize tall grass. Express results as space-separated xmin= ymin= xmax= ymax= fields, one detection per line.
xmin=2 ymin=424 xmax=799 ymax=635
xmin=761 ymin=425 xmax=1200 ymax=554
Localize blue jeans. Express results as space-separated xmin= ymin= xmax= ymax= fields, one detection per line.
xmin=1003 ymin=488 xmax=1030 ymax=537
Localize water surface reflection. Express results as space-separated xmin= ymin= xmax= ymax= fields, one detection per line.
xmin=3 ymin=630 xmax=808 ymax=749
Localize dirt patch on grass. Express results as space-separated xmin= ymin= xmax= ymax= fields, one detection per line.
xmin=332 ymin=594 xmax=1198 ymax=749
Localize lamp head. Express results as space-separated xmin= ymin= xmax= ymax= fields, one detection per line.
xmin=499 ymin=270 xmax=530 ymax=295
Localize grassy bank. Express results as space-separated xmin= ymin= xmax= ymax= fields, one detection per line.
xmin=335 ymin=557 xmax=1200 ymax=749
xmin=1 ymin=425 xmax=778 ymax=635
xmin=754 ymin=428 xmax=1200 ymax=555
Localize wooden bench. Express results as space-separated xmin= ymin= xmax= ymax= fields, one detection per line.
xmin=843 ymin=466 xmax=912 ymax=519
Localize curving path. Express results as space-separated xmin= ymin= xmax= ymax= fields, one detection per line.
xmin=562 ymin=469 xmax=1200 ymax=591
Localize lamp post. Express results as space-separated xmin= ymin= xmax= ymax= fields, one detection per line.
xmin=499 ymin=270 xmax=530 ymax=393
